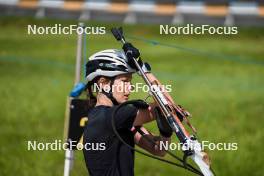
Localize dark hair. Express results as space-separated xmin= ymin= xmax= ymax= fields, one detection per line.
xmin=86 ymin=80 xmax=97 ymax=108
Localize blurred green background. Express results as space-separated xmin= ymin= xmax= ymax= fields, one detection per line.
xmin=0 ymin=16 xmax=263 ymax=176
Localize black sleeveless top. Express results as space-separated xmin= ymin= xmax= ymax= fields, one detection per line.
xmin=83 ymin=104 xmax=138 ymax=176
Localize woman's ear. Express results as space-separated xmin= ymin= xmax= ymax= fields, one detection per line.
xmin=97 ymin=77 xmax=110 ymax=85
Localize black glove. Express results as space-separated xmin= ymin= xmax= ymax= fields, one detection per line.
xmin=122 ymin=43 xmax=143 ymax=70
xmin=154 ymin=107 xmax=173 ymax=138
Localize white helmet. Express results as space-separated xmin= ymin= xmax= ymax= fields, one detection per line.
xmin=85 ymin=49 xmax=136 ymax=82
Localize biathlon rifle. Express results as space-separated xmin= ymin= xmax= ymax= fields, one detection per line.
xmin=111 ymin=27 xmax=215 ymax=176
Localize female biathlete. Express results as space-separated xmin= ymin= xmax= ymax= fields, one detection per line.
xmin=83 ymin=49 xmax=172 ymax=176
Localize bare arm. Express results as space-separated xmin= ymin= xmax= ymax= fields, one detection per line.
xmin=132 ymin=126 xmax=171 ymax=157
xmin=132 ymin=73 xmax=172 ymax=155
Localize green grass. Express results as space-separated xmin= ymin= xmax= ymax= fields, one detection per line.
xmin=0 ymin=16 xmax=264 ymax=176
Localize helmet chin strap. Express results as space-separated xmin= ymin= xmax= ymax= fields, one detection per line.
xmin=101 ymin=77 xmax=119 ymax=106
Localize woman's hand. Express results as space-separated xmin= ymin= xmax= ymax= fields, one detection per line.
xmin=133 ymin=102 xmax=157 ymax=126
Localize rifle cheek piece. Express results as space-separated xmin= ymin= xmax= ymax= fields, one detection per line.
xmin=122 ymin=43 xmax=140 ymax=58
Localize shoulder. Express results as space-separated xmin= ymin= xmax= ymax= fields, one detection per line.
xmin=88 ymin=105 xmax=112 ymax=120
